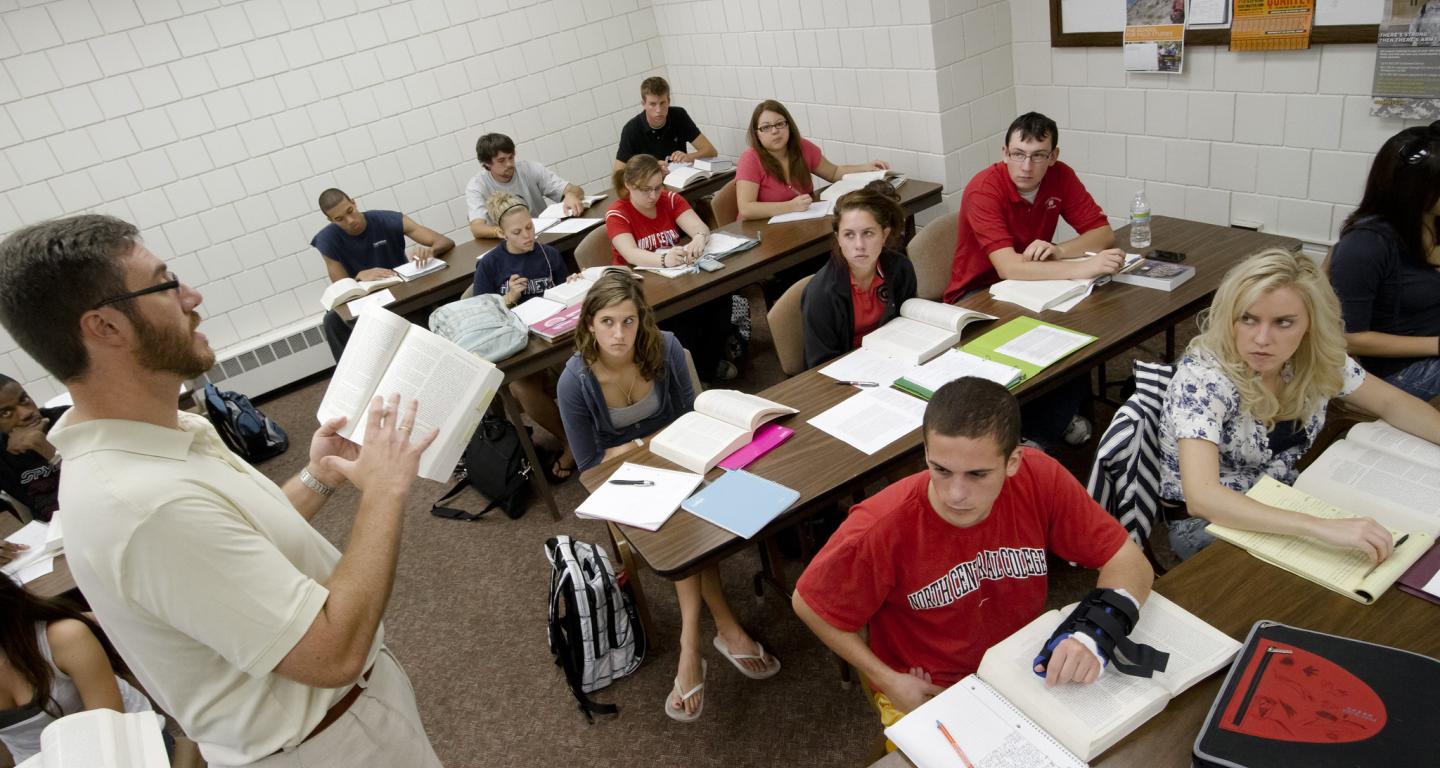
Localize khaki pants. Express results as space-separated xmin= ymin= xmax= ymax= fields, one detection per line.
xmin=216 ymin=648 xmax=442 ymax=768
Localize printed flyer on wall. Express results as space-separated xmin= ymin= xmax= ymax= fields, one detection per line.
xmin=1123 ymin=0 xmax=1187 ymax=73
xmin=1230 ymin=0 xmax=1315 ymax=51
xmin=1370 ymin=0 xmax=1440 ymax=119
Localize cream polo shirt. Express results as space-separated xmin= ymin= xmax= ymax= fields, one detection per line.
xmin=48 ymin=410 xmax=382 ymax=766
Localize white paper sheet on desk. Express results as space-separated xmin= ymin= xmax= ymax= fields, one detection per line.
xmin=347 ymin=289 xmax=395 ymax=317
xmin=15 ymin=557 xmax=53 ymax=584
xmin=1 ymin=521 xmax=51 ymax=576
xmin=544 ymin=217 xmax=602 ymax=235
xmin=809 ymin=387 xmax=925 ymax=455
xmin=635 ymin=265 xmax=694 ymax=279
xmin=994 ymin=324 xmax=1092 ymax=368
xmin=575 ymin=463 xmax=704 ymax=531
xmin=768 ymin=200 xmax=834 ymax=224
xmin=819 ymin=348 xmax=910 ymax=388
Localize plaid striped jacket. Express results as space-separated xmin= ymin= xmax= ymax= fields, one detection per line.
xmin=1086 ymin=361 xmax=1175 ymax=545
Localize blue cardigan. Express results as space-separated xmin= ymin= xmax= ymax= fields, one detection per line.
xmin=556 ymin=331 xmax=696 ymax=472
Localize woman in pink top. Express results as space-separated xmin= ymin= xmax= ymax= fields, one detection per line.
xmin=735 ymin=99 xmax=889 ymax=221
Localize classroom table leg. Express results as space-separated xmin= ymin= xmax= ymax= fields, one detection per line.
xmin=607 ymin=522 xmax=657 ymax=649
xmin=498 ymin=384 xmax=560 ymax=521
xmin=753 ymin=538 xmax=789 ymax=600
xmin=1165 ymin=325 xmax=1176 ymax=361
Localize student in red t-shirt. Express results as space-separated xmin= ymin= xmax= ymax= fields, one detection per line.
xmin=605 ymin=155 xmax=740 ymax=382
xmin=945 ymin=112 xmax=1126 ymax=449
xmin=944 ymin=112 xmax=1122 ymax=304
xmin=801 ymin=183 xmax=917 ymax=368
xmin=793 ymin=378 xmax=1154 ymax=739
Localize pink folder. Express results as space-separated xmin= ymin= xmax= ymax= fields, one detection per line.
xmin=717 ymin=423 xmax=795 ymax=470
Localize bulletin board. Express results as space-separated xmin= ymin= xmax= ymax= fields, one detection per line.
xmin=1049 ymin=0 xmax=1383 ymax=47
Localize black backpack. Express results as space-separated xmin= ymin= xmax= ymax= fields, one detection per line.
xmin=546 ymin=535 xmax=646 ymax=721
xmin=201 ymin=384 xmax=289 ymax=462
xmin=430 ymin=411 xmax=532 ymax=520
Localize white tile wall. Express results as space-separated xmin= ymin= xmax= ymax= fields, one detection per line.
xmin=0 ymin=0 xmax=667 ymax=401
xmin=1013 ymin=4 xmax=1406 ymax=250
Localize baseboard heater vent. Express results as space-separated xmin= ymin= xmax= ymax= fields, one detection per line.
xmin=199 ymin=323 xmax=334 ymax=400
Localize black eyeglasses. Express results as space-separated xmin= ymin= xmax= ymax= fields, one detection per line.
xmin=93 ymin=272 xmax=181 ymax=309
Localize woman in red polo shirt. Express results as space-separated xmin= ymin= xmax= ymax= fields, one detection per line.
xmin=606 ymin=154 xmax=740 ymax=381
xmin=800 ymin=183 xmax=917 ymax=368
xmin=735 ymin=99 xmax=890 ymax=221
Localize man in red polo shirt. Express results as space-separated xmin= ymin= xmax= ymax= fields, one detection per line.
xmin=944 ymin=113 xmax=1124 ymax=448
xmin=944 ymin=112 xmax=1121 ymax=304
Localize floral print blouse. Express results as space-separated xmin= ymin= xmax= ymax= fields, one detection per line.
xmin=1158 ymin=349 xmax=1367 ymax=501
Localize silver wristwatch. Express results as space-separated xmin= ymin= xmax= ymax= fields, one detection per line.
xmin=299 ymin=467 xmax=335 ymax=497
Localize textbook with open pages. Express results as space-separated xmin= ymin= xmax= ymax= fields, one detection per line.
xmin=316 ymin=308 xmax=503 ymax=482
xmin=649 ymin=390 xmax=796 ymax=475
xmin=860 ymin=299 xmax=996 ymax=366
xmin=1289 ymin=420 xmax=1440 ymax=537
xmin=15 ymin=709 xmax=168 ymax=768
xmin=886 ymin=593 xmax=1240 ymax=765
xmin=319 ymin=275 xmax=401 ymax=311
xmin=1210 ymin=477 xmax=1432 ymax=605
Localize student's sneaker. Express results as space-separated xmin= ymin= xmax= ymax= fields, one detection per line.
xmin=713 ymin=360 xmax=739 ymax=381
xmin=1062 ymin=415 xmax=1092 ymax=446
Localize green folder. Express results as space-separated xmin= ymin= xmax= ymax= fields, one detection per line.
xmin=959 ymin=316 xmax=1097 ymax=381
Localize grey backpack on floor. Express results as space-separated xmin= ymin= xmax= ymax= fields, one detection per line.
xmin=545 ymin=535 xmax=646 ymax=721
xmin=428 ymin=293 xmax=528 ymax=363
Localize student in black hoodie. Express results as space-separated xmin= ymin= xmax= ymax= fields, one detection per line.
xmin=0 ymin=374 xmax=65 ymax=527
xmin=801 ymin=183 xmax=916 ymax=369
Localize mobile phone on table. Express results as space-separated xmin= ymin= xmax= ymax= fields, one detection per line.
xmin=1149 ymin=249 xmax=1186 ymax=263
xmin=697 ymin=257 xmax=725 ymax=272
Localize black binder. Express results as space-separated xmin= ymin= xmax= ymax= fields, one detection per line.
xmin=1194 ymin=621 xmax=1440 ymax=767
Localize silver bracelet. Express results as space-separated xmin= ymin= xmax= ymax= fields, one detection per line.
xmin=299 ymin=468 xmax=335 ymax=498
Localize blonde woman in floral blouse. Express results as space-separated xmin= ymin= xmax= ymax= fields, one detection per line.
xmin=1158 ymin=248 xmax=1440 ymax=560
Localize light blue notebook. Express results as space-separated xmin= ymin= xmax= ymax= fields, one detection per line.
xmin=681 ymin=470 xmax=799 ymax=539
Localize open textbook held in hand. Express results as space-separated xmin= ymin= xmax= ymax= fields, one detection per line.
xmin=1213 ymin=477 xmax=1432 ymax=604
xmin=16 ymin=709 xmax=168 ymax=768
xmin=317 ymin=308 xmax=503 ymax=482
xmin=886 ymin=593 xmax=1241 ymax=765
xmin=860 ymin=299 xmax=996 ymax=366
xmin=650 ymin=390 xmax=797 ymax=474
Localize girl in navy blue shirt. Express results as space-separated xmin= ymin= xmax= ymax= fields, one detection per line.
xmin=474 ymin=191 xmax=579 ymax=479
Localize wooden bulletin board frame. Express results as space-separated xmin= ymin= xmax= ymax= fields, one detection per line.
xmin=1048 ymin=1 xmax=1379 ymax=47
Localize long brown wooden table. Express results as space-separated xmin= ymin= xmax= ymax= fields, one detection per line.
xmin=871 ymin=539 xmax=1440 ymax=768
xmin=512 ymin=180 xmax=942 ymax=516
xmin=335 ymin=171 xmax=738 ymax=324
xmin=582 ymin=216 xmax=1302 ymax=579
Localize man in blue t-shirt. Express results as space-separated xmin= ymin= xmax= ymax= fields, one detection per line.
xmin=311 ymin=188 xmax=454 ymax=357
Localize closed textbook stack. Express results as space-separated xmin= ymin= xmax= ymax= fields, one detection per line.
xmin=1112 ymin=260 xmax=1194 ymax=291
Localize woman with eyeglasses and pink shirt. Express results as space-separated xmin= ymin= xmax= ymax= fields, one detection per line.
xmin=735 ymin=99 xmax=889 ymax=221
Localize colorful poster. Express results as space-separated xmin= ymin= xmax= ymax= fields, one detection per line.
xmin=1230 ymin=0 xmax=1315 ymax=51
xmin=1124 ymin=0 xmax=1187 ymax=73
xmin=1371 ymin=0 xmax=1440 ymax=119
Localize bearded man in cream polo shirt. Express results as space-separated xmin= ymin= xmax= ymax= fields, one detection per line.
xmin=0 ymin=214 xmax=444 ymax=768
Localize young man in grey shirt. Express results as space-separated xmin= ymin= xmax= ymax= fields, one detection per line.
xmin=465 ymin=133 xmax=585 ymax=239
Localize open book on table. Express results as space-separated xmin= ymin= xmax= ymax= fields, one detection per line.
xmin=1208 ymin=476 xmax=1433 ymax=604
xmin=394 ymin=258 xmax=447 ymax=281
xmin=316 ymin=308 xmax=503 ymax=482
xmin=860 ymin=299 xmax=996 ymax=366
xmin=537 ymin=195 xmax=606 ymax=220
xmin=320 ymin=275 xmax=402 ymax=311
xmin=989 ymin=254 xmax=1143 ymax=313
xmin=540 ymin=265 xmax=641 ymax=307
xmin=650 ymin=390 xmax=797 ymax=474
xmin=16 ymin=708 xmax=169 ymax=768
xmin=1291 ymin=419 xmax=1440 ymax=537
xmin=818 ymin=169 xmax=906 ymax=202
xmin=892 ymin=348 xmax=1025 ymax=400
xmin=886 ymin=592 xmax=1241 ymax=765
xmin=663 ymin=163 xmax=723 ymax=191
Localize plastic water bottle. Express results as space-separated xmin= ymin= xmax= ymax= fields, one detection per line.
xmin=1129 ymin=190 xmax=1151 ymax=249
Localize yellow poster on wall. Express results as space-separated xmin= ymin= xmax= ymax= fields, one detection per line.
xmin=1230 ymin=0 xmax=1315 ymax=51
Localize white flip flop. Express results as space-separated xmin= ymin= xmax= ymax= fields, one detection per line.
xmin=664 ymin=659 xmax=706 ymax=722
xmin=712 ymin=635 xmax=781 ymax=680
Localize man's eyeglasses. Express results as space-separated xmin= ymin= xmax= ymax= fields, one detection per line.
xmin=93 ymin=272 xmax=181 ymax=309
xmin=756 ymin=120 xmax=788 ymax=135
xmin=1006 ymin=150 xmax=1053 ymax=165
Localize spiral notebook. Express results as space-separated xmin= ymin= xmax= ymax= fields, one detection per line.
xmin=885 ymin=676 xmax=1087 ymax=768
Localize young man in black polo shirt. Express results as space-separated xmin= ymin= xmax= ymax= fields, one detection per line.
xmin=0 ymin=373 xmax=66 ymax=527
xmin=613 ymin=77 xmax=719 ymax=172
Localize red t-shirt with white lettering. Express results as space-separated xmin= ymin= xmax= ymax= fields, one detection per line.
xmin=605 ymin=191 xmax=694 ymax=266
xmin=795 ymin=449 xmax=1127 ymax=688
xmin=943 ymin=161 xmax=1109 ymax=303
